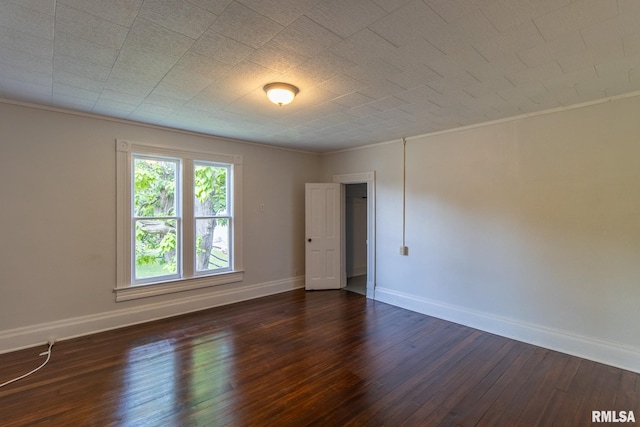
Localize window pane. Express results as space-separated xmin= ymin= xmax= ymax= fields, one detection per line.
xmin=135 ymin=219 xmax=178 ymax=279
xmin=195 ymin=218 xmax=229 ymax=272
xmin=134 ymin=157 xmax=177 ymax=218
xmin=194 ymin=164 xmax=227 ymax=217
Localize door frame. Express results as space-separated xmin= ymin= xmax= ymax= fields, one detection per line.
xmin=333 ymin=171 xmax=375 ymax=299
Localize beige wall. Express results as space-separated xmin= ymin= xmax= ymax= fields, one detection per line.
xmin=0 ymin=102 xmax=320 ymax=350
xmin=322 ymin=95 xmax=640 ymax=373
xmin=3 ymin=94 xmax=640 ymax=373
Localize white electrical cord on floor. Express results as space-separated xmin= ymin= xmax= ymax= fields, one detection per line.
xmin=0 ymin=342 xmax=54 ymax=388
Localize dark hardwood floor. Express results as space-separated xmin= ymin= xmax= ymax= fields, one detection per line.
xmin=0 ymin=289 xmax=638 ymax=426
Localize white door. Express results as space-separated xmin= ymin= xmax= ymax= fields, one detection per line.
xmin=305 ymin=183 xmax=342 ymax=290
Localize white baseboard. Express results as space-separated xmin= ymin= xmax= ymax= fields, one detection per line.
xmin=375 ymin=286 xmax=640 ymax=374
xmin=0 ymin=276 xmax=304 ymax=354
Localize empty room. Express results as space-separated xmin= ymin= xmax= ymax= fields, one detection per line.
xmin=1 ymin=0 xmax=639 ymax=425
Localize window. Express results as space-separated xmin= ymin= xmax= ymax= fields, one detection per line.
xmin=133 ymin=155 xmax=181 ymax=283
xmin=193 ymin=162 xmax=231 ymax=274
xmin=116 ymin=139 xmax=243 ymax=301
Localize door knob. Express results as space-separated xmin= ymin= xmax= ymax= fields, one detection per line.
xmin=307 ymin=238 xmax=312 ymax=242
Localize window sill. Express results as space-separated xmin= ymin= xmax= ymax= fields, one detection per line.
xmin=114 ymin=271 xmax=244 ymax=302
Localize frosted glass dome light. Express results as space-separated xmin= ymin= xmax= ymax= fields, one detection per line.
xmin=264 ymin=83 xmax=299 ymax=106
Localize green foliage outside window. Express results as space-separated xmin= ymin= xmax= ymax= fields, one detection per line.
xmin=133 ymin=157 xmax=229 ymax=280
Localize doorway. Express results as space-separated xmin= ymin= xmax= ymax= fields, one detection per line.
xmin=345 ymin=183 xmax=367 ymax=295
xmin=333 ymin=171 xmax=375 ymax=299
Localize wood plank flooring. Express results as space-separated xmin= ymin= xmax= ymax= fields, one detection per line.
xmin=0 ymin=289 xmax=638 ymax=426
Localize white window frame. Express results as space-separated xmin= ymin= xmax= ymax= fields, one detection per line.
xmin=115 ymin=139 xmax=244 ymax=302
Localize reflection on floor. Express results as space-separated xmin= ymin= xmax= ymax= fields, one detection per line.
xmin=345 ymin=274 xmax=366 ymax=296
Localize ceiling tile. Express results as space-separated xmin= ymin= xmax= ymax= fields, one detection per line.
xmin=389 ymin=65 xmax=441 ymax=90
xmin=110 ymin=45 xmax=180 ymax=84
xmin=55 ymin=3 xmax=129 ymax=49
xmin=370 ymin=0 xmax=413 ymax=13
xmin=426 ymin=88 xmax=476 ymax=108
xmin=424 ymin=0 xmax=483 ymax=23
xmin=236 ymin=0 xmax=321 ymax=26
xmin=344 ymin=59 xmax=404 ymax=86
xmin=272 ymin=15 xmax=343 ymax=57
xmin=573 ymin=79 xmax=607 ymax=100
xmin=595 ymin=54 xmax=640 ymax=81
xmin=623 ymin=32 xmax=640 ymax=57
xmin=463 ymin=76 xmax=514 ymax=98
xmin=53 ymin=54 xmax=111 ymax=83
xmin=187 ymin=0 xmax=232 ymax=15
xmin=0 ymin=1 xmax=54 ymax=40
xmin=145 ymin=92 xmax=188 ymax=110
xmin=580 ymin=13 xmax=639 ymax=52
xmin=557 ymin=40 xmax=624 ymax=74
xmin=52 ymin=94 xmax=98 ymax=110
xmin=533 ymin=0 xmax=617 ymax=41
xmin=276 ymin=66 xmax=333 ymax=90
xmin=128 ymin=110 xmax=172 ymax=125
xmin=92 ymin=99 xmax=138 ymax=116
xmin=423 ymin=9 xmax=499 ymax=55
xmin=0 ymin=26 xmax=53 ymax=59
xmin=120 ymin=18 xmax=195 ymax=60
xmin=292 ymin=51 xmax=355 ymax=84
xmin=248 ymin=41 xmax=309 ymax=73
xmin=104 ymin=77 xmax=156 ymax=98
xmin=365 ymin=95 xmax=408 ymax=111
xmin=58 ymin=0 xmax=143 ymax=27
xmin=305 ymin=0 xmax=387 ymax=38
xmin=395 ymin=84 xmax=440 ymax=103
xmin=460 ymin=92 xmax=512 ymax=113
xmin=211 ymin=1 xmax=284 ymax=49
xmin=54 ymin=32 xmax=119 ymax=67
xmin=330 ymin=29 xmax=404 ymax=70
xmin=163 ymin=52 xmax=231 ymax=87
xmin=139 ymin=0 xmax=216 ymax=39
xmin=426 ymin=46 xmax=486 ymax=77
xmin=151 ymin=80 xmax=204 ymax=101
xmin=427 ymin=70 xmax=478 ymax=93
xmin=0 ymin=61 xmax=51 ymax=86
xmin=190 ymin=29 xmax=255 ymax=65
xmin=481 ymin=0 xmax=570 ymax=33
xmin=53 ymin=70 xmax=105 ymax=92
xmin=52 ymin=82 xmax=100 ymax=101
xmin=319 ymin=74 xmax=368 ymax=95
xmin=467 ymin=54 xmax=527 ymax=83
xmin=368 ymin=0 xmax=447 ymax=47
xmin=210 ymin=60 xmax=281 ymax=96
xmin=517 ymin=32 xmax=585 ymax=68
xmin=98 ymin=88 xmax=145 ymax=106
xmin=397 ymin=99 xmax=440 ymax=114
xmin=497 ymin=80 xmax=549 ymax=110
xmin=332 ymin=92 xmax=376 ymax=108
xmin=473 ymin=21 xmax=544 ymax=62
xmin=541 ymin=67 xmax=598 ymax=93
xmin=4 ymin=0 xmax=55 ymax=15
xmin=358 ymin=80 xmax=405 ymax=99
xmin=506 ymin=61 xmax=564 ymax=86
xmin=0 ymin=45 xmax=52 ymax=74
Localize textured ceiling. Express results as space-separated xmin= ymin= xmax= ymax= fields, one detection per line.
xmin=1 ymin=0 xmax=640 ymax=152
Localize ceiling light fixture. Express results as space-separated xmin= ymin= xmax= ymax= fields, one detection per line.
xmin=263 ymin=82 xmax=299 ymax=106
